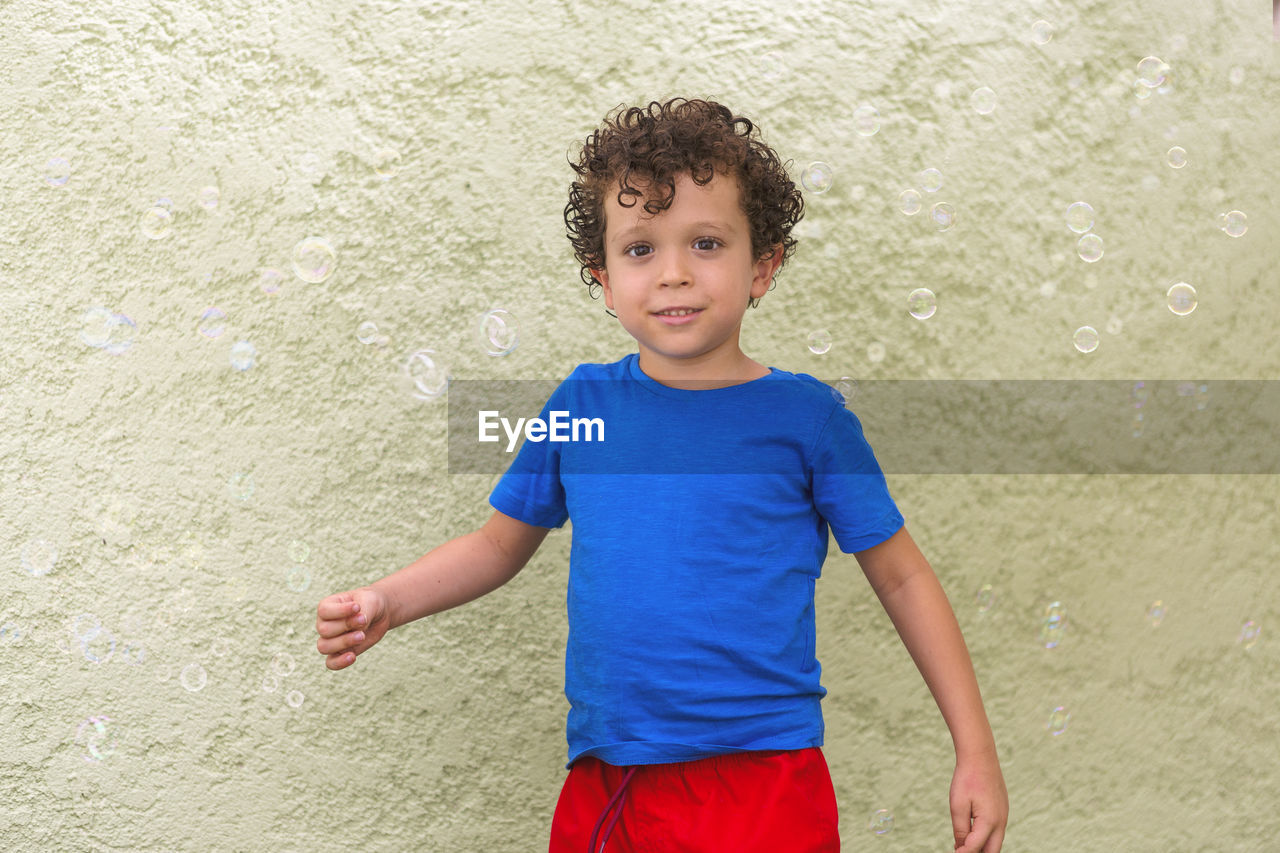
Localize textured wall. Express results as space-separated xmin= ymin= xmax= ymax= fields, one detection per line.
xmin=3 ymin=0 xmax=1278 ymax=850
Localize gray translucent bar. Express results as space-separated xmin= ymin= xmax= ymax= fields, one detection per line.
xmin=447 ymin=379 xmax=1280 ymax=474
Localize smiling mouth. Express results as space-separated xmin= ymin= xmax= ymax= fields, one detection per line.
xmin=653 ymin=308 xmax=702 ymax=317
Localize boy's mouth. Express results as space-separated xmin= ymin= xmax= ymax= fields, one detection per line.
xmin=653 ymin=307 xmax=703 ymax=325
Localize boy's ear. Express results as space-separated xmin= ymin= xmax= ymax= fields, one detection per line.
xmin=751 ymin=244 xmax=784 ymax=298
xmin=589 ymin=266 xmax=613 ymax=308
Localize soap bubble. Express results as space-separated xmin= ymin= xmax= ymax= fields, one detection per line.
xmin=21 ymin=538 xmax=57 ymax=577
xmin=807 ymin=329 xmax=832 ymax=355
xmin=1136 ymin=56 xmax=1169 ymax=87
xmin=852 ymin=105 xmax=880 ymax=136
xmin=801 ymin=162 xmax=833 ymax=194
xmin=230 ymin=340 xmax=257 ymax=371
xmin=406 ymin=349 xmax=450 ymax=399
xmin=141 ymin=206 xmax=172 ymax=240
xmin=1047 ymin=706 xmax=1070 ymax=735
xmin=970 ymin=86 xmax=996 ymax=114
xmin=930 ymin=203 xmax=956 ymax=230
xmin=899 ymin=189 xmax=922 ymax=215
xmin=180 ymin=662 xmax=208 ymax=692
xmin=478 ymin=309 xmax=519 ymax=356
xmin=291 ymin=237 xmax=336 ymax=283
xmin=44 ymin=156 xmax=72 ymax=187
xmin=1166 ymin=282 xmax=1196 ymax=315
xmin=1166 ymin=147 xmax=1188 ymax=169
xmin=1065 ymin=202 xmax=1095 ymax=234
xmin=198 ymin=186 xmax=220 ymax=210
xmin=868 ymin=809 xmax=894 ymax=835
xmin=1031 ymin=20 xmax=1053 ymax=44
xmin=198 ymin=307 xmax=226 ymax=338
xmin=975 ymin=584 xmax=995 ymax=613
xmin=373 ymin=147 xmax=401 ymax=179
xmin=1237 ymin=620 xmax=1260 ymax=649
xmin=1077 ymin=233 xmax=1103 ymax=262
xmin=1073 ymin=326 xmax=1099 ymax=353
xmin=907 ymin=288 xmax=937 ymax=320
xmin=1219 ymin=211 xmax=1247 ymax=237
xmin=919 ymin=168 xmax=943 ymax=192
xmin=1146 ymin=600 xmax=1166 ymax=627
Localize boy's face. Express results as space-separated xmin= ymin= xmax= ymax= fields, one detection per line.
xmin=589 ymin=170 xmax=782 ymax=378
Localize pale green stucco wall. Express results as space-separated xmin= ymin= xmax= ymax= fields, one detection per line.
xmin=3 ymin=0 xmax=1279 ymax=850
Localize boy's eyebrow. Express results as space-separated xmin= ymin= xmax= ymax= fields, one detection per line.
xmin=612 ymin=221 xmax=734 ymax=242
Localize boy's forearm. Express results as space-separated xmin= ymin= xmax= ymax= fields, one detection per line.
xmin=874 ymin=567 xmax=998 ymax=760
xmin=372 ymin=529 xmax=520 ymax=630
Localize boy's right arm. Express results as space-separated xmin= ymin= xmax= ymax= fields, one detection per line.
xmin=315 ymin=509 xmax=553 ymax=671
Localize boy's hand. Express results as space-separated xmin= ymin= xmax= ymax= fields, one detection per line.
xmin=950 ymin=749 xmax=1008 ymax=852
xmin=315 ymin=587 xmax=390 ymax=670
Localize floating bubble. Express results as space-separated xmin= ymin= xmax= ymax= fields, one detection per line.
xmin=198 ymin=307 xmax=226 ymax=338
xmin=1077 ymin=233 xmax=1103 ymax=262
xmin=262 ymin=673 xmax=280 ymax=693
xmin=77 ymin=716 xmax=117 ymax=761
xmin=1031 ymin=20 xmax=1053 ymax=44
xmin=288 ymin=539 xmax=311 ymax=563
xmin=1041 ymin=601 xmax=1068 ymax=647
xmin=373 ymin=148 xmax=401 ymax=179
xmin=287 ymin=690 xmax=305 ymax=708
xmin=919 ymin=168 xmax=943 ymax=192
xmin=866 ymin=341 xmax=886 ymax=363
xmin=868 ymin=808 xmax=894 ymax=835
xmin=357 ymin=321 xmax=380 ymax=345
xmin=1136 ymin=56 xmax=1169 ymax=87
xmin=272 ymin=651 xmax=297 ymax=677
xmin=852 ymin=105 xmax=880 ymax=136
xmin=81 ymin=626 xmax=115 ymax=663
xmin=1166 ymin=147 xmax=1188 ymax=169
xmin=291 ymin=237 xmax=337 ymax=284
xmin=970 ymin=86 xmax=996 ymax=114
xmin=833 ymin=377 xmax=857 ymax=403
xmin=406 ymin=349 xmax=450 ymax=399
xmin=120 ymin=643 xmax=145 ymax=665
xmin=198 ymin=186 xmax=220 ymax=210
xmin=930 ymin=203 xmax=956 ymax=231
xmin=141 ymin=206 xmax=172 ymax=240
xmin=258 ymin=268 xmax=285 ymax=295
xmin=1166 ymin=282 xmax=1196 ymax=315
xmin=801 ymin=162 xmax=833 ymax=194
xmin=286 ymin=565 xmax=312 ymax=592
xmin=1047 ymin=706 xmax=1070 ymax=736
xmin=180 ymin=662 xmax=208 ymax=692
xmin=1065 ymin=202 xmax=1095 ymax=234
xmin=230 ymin=340 xmax=257 ymax=371
xmin=1146 ymin=600 xmax=1166 ymax=627
xmin=760 ymin=52 xmax=784 ymax=82
xmin=907 ymin=288 xmax=937 ymax=320
xmin=1219 ymin=211 xmax=1247 ymax=237
xmin=1238 ymin=620 xmax=1260 ymax=649
xmin=44 ymin=156 xmax=72 ymax=187
xmin=0 ymin=622 xmax=23 ymax=644
xmin=1072 ymin=326 xmax=1099 ymax=353
xmin=21 ymin=539 xmax=58 ymax=577
xmin=975 ymin=584 xmax=995 ymax=613
xmin=807 ymin=329 xmax=832 ymax=355
xmin=228 ymin=471 xmax=255 ymax=502
xmin=1131 ymin=381 xmax=1149 ymax=409
xmin=210 ymin=638 xmax=230 ymax=658
xmin=899 ymin=189 xmax=922 ymax=215
xmin=478 ymin=309 xmax=519 ymax=356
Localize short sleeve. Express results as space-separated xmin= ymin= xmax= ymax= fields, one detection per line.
xmin=487 ymin=378 xmax=571 ymax=529
xmin=810 ymin=402 xmax=904 ymax=553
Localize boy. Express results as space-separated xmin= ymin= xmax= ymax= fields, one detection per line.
xmin=315 ymin=98 xmax=1008 ymax=852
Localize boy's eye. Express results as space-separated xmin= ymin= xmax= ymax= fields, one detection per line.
xmin=623 ymin=244 xmax=652 ymax=258
xmin=622 ymin=238 xmax=720 ymax=258
xmin=694 ymin=238 xmax=720 ymax=251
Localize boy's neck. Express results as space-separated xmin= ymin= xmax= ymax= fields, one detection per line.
xmin=635 ymin=348 xmax=771 ymax=390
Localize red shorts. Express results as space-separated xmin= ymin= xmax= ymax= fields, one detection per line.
xmin=549 ymin=747 xmax=840 ymax=853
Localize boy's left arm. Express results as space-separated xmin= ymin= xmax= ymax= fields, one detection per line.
xmin=854 ymin=525 xmax=1009 ymax=853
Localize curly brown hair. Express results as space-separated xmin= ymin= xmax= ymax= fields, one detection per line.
xmin=564 ymin=97 xmax=805 ymax=313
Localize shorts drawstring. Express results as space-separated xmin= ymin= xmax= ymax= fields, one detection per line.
xmin=588 ymin=766 xmax=638 ymax=853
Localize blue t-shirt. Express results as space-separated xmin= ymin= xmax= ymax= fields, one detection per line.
xmin=488 ymin=353 xmax=903 ymax=769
